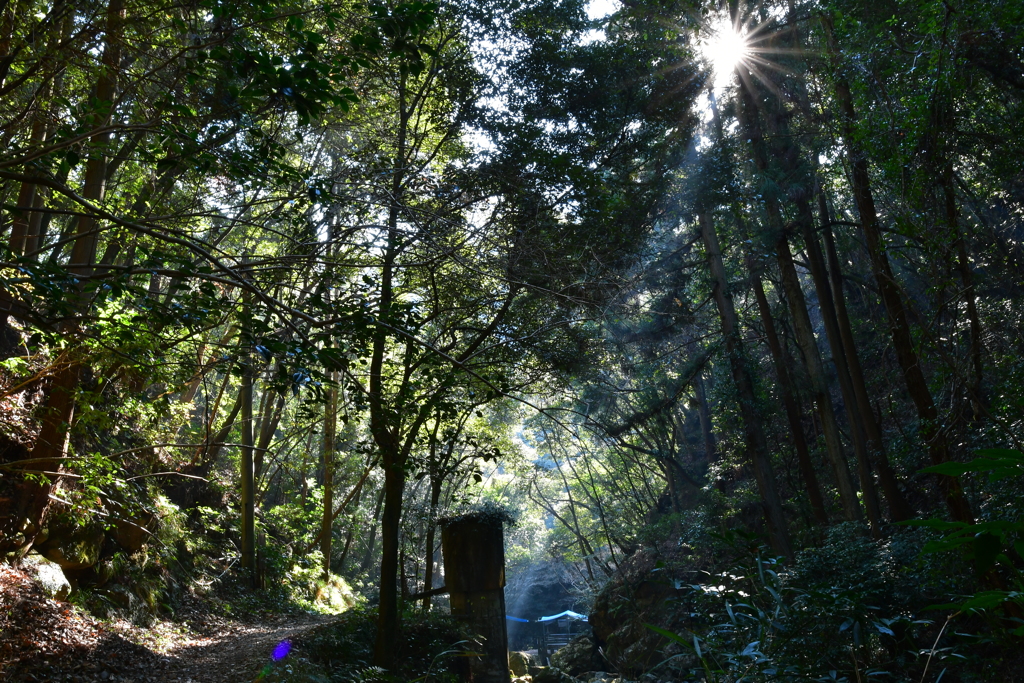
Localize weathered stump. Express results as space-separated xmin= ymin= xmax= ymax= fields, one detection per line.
xmin=441 ymin=514 xmax=510 ymax=683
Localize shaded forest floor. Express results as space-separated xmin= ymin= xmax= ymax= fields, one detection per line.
xmin=0 ymin=565 xmax=333 ymax=682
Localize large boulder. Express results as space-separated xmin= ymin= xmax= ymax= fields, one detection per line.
xmin=549 ymin=635 xmax=604 ymax=676
xmin=111 ymin=510 xmax=155 ymax=552
xmin=22 ymin=552 xmax=72 ymax=600
xmin=529 ymin=666 xmax=576 ymax=683
xmin=509 ymin=651 xmax=534 ymax=677
xmin=41 ymin=522 xmax=105 ymax=570
xmin=588 ymin=546 xmax=700 ymax=676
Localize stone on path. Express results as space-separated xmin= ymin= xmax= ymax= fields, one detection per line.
xmin=22 ymin=552 xmax=72 ymax=600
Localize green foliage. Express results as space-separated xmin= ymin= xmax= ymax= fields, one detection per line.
xmin=639 ymin=529 xmax=940 ymax=681
xmin=351 ymin=1 xmax=441 ymax=76
xmin=296 ymin=607 xmax=467 ymax=683
xmin=902 ymin=449 xmax=1024 ymax=616
xmin=440 ymin=498 xmax=518 ymax=528
xmin=1 ymin=1 xmax=1022 ymax=679
xmin=66 ymin=493 xmax=188 ymax=625
xmin=266 ymin=487 xmax=329 ymax=547
xmin=281 ymin=555 xmax=361 ymax=613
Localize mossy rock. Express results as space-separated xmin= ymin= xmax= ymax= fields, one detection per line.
xmin=41 ymin=522 xmax=105 ymax=570
xmin=111 ymin=512 xmax=155 ymax=552
xmin=529 ymin=666 xmax=577 ymax=683
xmin=550 ymin=635 xmax=603 ymax=676
xmin=22 ymin=552 xmax=72 ymax=600
xmin=510 ymin=650 xmax=534 ymax=677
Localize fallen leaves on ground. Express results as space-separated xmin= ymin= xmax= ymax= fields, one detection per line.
xmin=0 ymin=565 xmax=332 ymax=682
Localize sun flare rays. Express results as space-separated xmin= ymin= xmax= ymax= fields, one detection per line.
xmin=697 ymin=8 xmax=810 ymax=95
xmin=700 ymin=16 xmax=750 ymax=89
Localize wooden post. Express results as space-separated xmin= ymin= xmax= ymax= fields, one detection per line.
xmin=441 ymin=514 xmax=510 ymax=683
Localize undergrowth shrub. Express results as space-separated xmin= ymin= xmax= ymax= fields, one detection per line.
xmin=643 ymin=527 xmax=958 ymax=682
xmin=68 ymin=491 xmax=188 ymax=625
xmin=289 ymin=607 xmax=470 ymax=683
xmin=283 ymin=556 xmax=359 ymax=613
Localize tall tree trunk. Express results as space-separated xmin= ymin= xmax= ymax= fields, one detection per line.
xmin=374 ymin=458 xmax=405 ymax=657
xmin=255 ymin=392 xmax=285 ymax=487
xmin=796 ymin=200 xmax=883 ymax=534
xmin=9 ymin=98 xmax=47 ymax=255
xmin=70 ymin=0 xmax=124 ymax=277
xmin=421 ymin=478 xmax=443 ymax=611
xmin=735 ymin=75 xmax=862 ymax=523
xmin=198 ymin=383 xmax=242 ymax=466
xmin=10 ymin=3 xmax=70 ymax=258
xmin=15 ymin=0 xmax=123 ymax=550
xmin=361 ymin=488 xmax=386 ymax=572
xmin=819 ymin=194 xmax=914 ymax=522
xmin=693 ymin=373 xmax=718 ymax=462
xmin=15 ymin=354 xmax=79 ymax=552
xmin=321 ymin=374 xmax=337 ymax=580
xmin=750 ymin=265 xmax=829 ymax=525
xmin=777 ymin=229 xmax=863 ymax=522
xmin=762 ymin=5 xmax=882 ymax=533
xmin=735 ymin=197 xmax=828 ymax=525
xmin=699 ymin=211 xmax=792 ymax=557
xmin=239 ymin=347 xmax=256 ymax=586
xmin=370 ymin=62 xmax=409 ymax=666
xmin=942 ymin=170 xmax=985 ymax=418
xmin=421 ymin=418 xmax=445 ymax=611
xmin=823 ymin=14 xmax=973 ymax=524
xmin=337 ymin=485 xmax=362 ymax=575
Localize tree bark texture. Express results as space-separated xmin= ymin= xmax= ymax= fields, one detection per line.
xmin=795 ymin=200 xmax=883 ymax=534
xmin=942 ymin=170 xmax=985 ymax=418
xmin=735 ymin=74 xmax=862 ymax=523
xmin=373 ymin=459 xmax=405 ymax=665
xmin=15 ymin=356 xmax=80 ymax=551
xmin=240 ymin=351 xmax=256 ymax=585
xmin=824 ymin=14 xmax=973 ymax=524
xmin=321 ymin=374 xmax=337 ymax=580
xmin=819 ymin=195 xmax=914 ymax=522
xmin=699 ymin=211 xmax=793 ymax=557
xmin=421 ymin=477 xmax=442 ymax=611
xmin=750 ymin=266 xmax=829 ymax=525
xmin=693 ymin=374 xmax=718 ymax=462
xmin=70 ymin=0 xmax=124 ymax=276
xmin=775 ymin=231 xmax=863 ymax=522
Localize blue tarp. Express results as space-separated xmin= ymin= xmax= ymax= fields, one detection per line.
xmin=537 ymin=610 xmax=588 ymax=622
xmin=504 ymin=611 xmax=589 ymax=623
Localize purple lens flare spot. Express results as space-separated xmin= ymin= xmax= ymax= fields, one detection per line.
xmin=272 ymin=640 xmax=292 ymax=661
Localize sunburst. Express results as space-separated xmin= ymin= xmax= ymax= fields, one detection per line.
xmin=697 ymin=7 xmax=806 ymax=96
xmin=699 ymin=15 xmax=750 ymax=90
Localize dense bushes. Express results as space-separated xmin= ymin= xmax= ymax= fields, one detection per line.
xmin=269 ymin=608 xmax=471 ymax=683
xmin=590 ymin=520 xmax=1023 ymax=682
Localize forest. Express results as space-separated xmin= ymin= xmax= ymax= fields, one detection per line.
xmin=0 ymin=0 xmax=1022 ymax=680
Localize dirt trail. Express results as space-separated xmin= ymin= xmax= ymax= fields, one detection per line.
xmin=1 ymin=565 xmax=334 ymax=683
xmin=154 ymin=614 xmax=332 ymax=683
